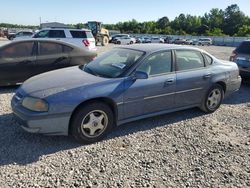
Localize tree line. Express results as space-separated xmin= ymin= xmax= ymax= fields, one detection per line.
xmin=1 ymin=4 xmax=250 ymax=37
xmin=103 ymin=4 xmax=250 ymax=37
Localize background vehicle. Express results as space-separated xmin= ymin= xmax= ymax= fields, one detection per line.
xmin=110 ymin=34 xmax=130 ymax=43
xmin=116 ymin=36 xmax=136 ymax=45
xmin=0 ymin=39 xmax=96 ymax=86
xmin=87 ymin=21 xmax=109 ymax=46
xmin=196 ymin=38 xmax=212 ymax=46
xmin=33 ymin=28 xmax=96 ymax=50
xmin=174 ymin=38 xmax=187 ymax=44
xmin=230 ymin=40 xmax=250 ymax=78
xmin=12 ymin=31 xmax=34 ymax=41
xmin=184 ymin=39 xmax=194 ymax=45
xmin=164 ymin=36 xmax=173 ymax=43
xmin=142 ymin=37 xmax=151 ymax=43
xmin=12 ymin=44 xmax=241 ymax=144
xmin=151 ymin=37 xmax=164 ymax=43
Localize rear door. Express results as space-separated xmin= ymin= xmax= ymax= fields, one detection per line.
xmin=174 ymin=49 xmax=211 ymax=107
xmin=34 ymin=41 xmax=71 ymax=75
xmin=0 ymin=41 xmax=35 ymax=84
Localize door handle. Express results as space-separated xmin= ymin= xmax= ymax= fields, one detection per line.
xmin=164 ymin=78 xmax=175 ymax=87
xmin=203 ymin=73 xmax=211 ymax=79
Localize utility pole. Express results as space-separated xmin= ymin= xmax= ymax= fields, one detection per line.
xmin=39 ymin=17 xmax=42 ymax=29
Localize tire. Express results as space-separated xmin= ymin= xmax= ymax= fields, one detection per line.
xmin=70 ymin=102 xmax=114 ymax=144
xmin=130 ymin=41 xmax=133 ymax=44
xmin=200 ymin=84 xmax=224 ymax=113
xmin=101 ymin=36 xmax=109 ymax=46
xmin=117 ymin=41 xmax=121 ymax=45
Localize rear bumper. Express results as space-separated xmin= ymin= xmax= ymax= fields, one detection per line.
xmin=225 ymin=76 xmax=242 ymax=97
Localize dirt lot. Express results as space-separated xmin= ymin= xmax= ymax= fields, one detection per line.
xmin=0 ymin=42 xmax=249 ymax=187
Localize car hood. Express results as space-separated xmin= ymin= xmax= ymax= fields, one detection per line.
xmin=20 ymin=66 xmax=109 ymax=98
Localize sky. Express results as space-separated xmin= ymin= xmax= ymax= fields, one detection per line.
xmin=0 ymin=0 xmax=250 ymax=25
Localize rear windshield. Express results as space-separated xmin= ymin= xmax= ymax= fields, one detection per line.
xmin=70 ymin=30 xmax=93 ymax=38
xmin=237 ymin=41 xmax=250 ymax=54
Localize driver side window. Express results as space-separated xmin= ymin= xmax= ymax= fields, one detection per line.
xmin=137 ymin=51 xmax=172 ymax=76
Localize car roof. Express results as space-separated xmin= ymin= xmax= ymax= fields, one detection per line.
xmin=0 ymin=39 xmax=84 ymax=50
xmin=41 ymin=28 xmax=91 ymax=32
xmin=117 ymin=44 xmax=205 ymax=53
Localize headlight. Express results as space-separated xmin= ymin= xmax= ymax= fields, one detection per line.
xmin=22 ymin=97 xmax=49 ymax=112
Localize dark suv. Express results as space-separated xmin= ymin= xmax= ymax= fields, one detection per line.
xmin=230 ymin=40 xmax=250 ymax=78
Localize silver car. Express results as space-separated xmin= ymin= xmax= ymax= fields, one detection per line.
xmin=12 ymin=44 xmax=241 ymax=144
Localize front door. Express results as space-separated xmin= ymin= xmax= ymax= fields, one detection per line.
xmin=122 ymin=51 xmax=176 ymax=120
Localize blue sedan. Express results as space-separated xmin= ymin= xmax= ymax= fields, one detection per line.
xmin=12 ymin=44 xmax=242 ymax=143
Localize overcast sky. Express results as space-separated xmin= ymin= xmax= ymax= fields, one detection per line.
xmin=0 ymin=0 xmax=249 ymax=25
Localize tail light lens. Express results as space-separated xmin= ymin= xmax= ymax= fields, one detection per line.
xmin=230 ymin=50 xmax=237 ymax=61
xmin=83 ymin=40 xmax=90 ymax=47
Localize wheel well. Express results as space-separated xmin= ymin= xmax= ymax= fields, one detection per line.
xmin=216 ymin=81 xmax=226 ymax=93
xmin=68 ymin=98 xmax=118 ymax=134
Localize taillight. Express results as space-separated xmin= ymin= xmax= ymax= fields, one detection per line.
xmin=230 ymin=50 xmax=237 ymax=61
xmin=83 ymin=40 xmax=90 ymax=47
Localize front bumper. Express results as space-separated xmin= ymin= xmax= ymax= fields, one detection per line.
xmin=11 ymin=95 xmax=71 ymax=136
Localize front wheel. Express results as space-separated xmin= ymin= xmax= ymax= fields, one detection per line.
xmin=200 ymin=84 xmax=224 ymax=113
xmin=70 ymin=102 xmax=114 ymax=144
xmin=102 ymin=36 xmax=109 ymax=46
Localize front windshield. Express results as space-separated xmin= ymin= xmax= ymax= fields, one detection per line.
xmin=83 ymin=48 xmax=144 ymax=78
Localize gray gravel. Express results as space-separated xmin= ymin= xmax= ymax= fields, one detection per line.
xmin=0 ymin=43 xmax=249 ymax=187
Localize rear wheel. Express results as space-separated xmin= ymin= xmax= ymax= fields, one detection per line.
xmin=200 ymin=84 xmax=224 ymax=113
xmin=130 ymin=41 xmax=133 ymax=44
xmin=70 ymin=102 xmax=114 ymax=144
xmin=117 ymin=41 xmax=121 ymax=45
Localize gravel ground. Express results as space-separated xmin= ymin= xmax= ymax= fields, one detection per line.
xmin=0 ymin=43 xmax=249 ymax=187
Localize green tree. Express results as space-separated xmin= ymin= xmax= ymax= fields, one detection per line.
xmin=223 ymin=4 xmax=247 ymax=36
xmin=236 ymin=25 xmax=250 ymax=37
xmin=156 ymin=17 xmax=170 ymax=29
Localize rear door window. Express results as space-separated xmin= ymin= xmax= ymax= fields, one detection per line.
xmin=176 ymin=50 xmax=205 ymax=71
xmin=203 ymin=53 xmax=213 ymax=66
xmin=237 ymin=42 xmax=250 ymax=54
xmin=39 ymin=42 xmax=64 ymax=55
xmin=49 ymin=30 xmax=66 ymax=38
xmin=0 ymin=42 xmax=34 ymax=58
xmin=70 ymin=31 xmax=87 ymax=38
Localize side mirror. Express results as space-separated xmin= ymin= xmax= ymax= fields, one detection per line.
xmin=133 ymin=71 xmax=148 ymax=80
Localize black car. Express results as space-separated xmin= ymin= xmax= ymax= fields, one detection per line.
xmin=0 ymin=39 xmax=96 ymax=86
xmin=230 ymin=40 xmax=250 ymax=78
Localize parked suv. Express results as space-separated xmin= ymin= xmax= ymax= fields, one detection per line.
xmin=230 ymin=40 xmax=250 ymax=78
xmin=33 ymin=28 xmax=96 ymax=50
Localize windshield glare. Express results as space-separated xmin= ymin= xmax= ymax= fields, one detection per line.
xmin=83 ymin=48 xmax=144 ymax=78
